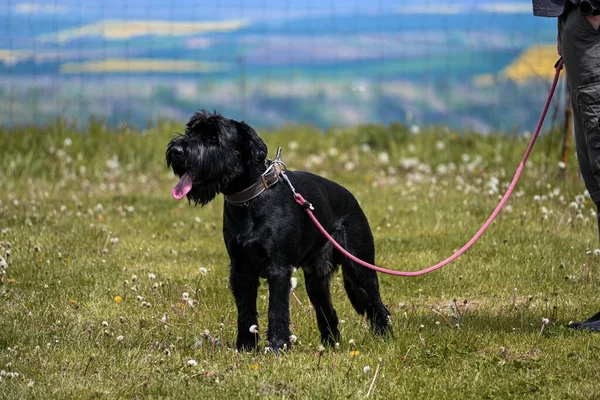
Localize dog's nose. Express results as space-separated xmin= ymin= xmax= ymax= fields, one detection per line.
xmin=171 ymin=146 xmax=184 ymax=155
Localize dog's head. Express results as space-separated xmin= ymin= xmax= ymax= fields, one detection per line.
xmin=166 ymin=110 xmax=268 ymax=205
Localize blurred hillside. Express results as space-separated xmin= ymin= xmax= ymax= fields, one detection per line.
xmin=0 ymin=1 xmax=562 ymax=133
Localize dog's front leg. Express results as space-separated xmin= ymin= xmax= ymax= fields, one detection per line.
xmin=230 ymin=264 xmax=260 ymax=351
xmin=266 ymin=267 xmax=293 ymax=351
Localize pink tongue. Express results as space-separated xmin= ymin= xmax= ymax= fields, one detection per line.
xmin=172 ymin=172 xmax=194 ymax=200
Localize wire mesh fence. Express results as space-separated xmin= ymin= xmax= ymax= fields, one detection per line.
xmin=1 ymin=0 xmax=562 ymax=132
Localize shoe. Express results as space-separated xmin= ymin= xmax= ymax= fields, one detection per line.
xmin=569 ymin=311 xmax=600 ymax=331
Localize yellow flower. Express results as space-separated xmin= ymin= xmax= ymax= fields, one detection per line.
xmin=249 ymin=364 xmax=259 ymax=370
xmin=350 ymin=350 xmax=360 ymax=357
xmin=70 ymin=299 xmax=76 ymax=304
xmin=114 ymin=295 xmax=123 ymax=303
xmin=98 ymin=215 xmax=104 ymax=222
xmin=37 ymin=258 xmax=43 ymax=263
xmin=7 ymin=278 xmax=16 ymax=283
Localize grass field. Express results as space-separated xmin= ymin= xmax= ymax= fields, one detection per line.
xmin=1 ymin=120 xmax=600 ymax=399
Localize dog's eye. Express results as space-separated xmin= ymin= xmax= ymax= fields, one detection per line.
xmin=205 ymin=135 xmax=219 ymax=146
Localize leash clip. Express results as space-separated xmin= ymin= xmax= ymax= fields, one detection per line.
xmin=272 ymin=147 xmax=315 ymax=211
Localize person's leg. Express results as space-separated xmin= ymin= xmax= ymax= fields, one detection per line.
xmin=561 ymin=8 xmax=600 ymax=330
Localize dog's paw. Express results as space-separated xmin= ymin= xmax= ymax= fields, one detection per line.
xmin=236 ymin=336 xmax=259 ymax=352
xmin=370 ymin=311 xmax=393 ymax=337
xmin=267 ymin=338 xmax=291 ymax=352
xmin=321 ymin=330 xmax=341 ymax=347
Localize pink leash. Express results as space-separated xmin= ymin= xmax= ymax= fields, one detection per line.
xmin=291 ymin=58 xmax=564 ymax=277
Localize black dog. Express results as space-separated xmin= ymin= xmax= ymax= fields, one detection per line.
xmin=166 ymin=110 xmax=391 ymax=351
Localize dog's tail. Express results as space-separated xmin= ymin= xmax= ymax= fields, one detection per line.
xmin=335 ymin=226 xmax=392 ymax=335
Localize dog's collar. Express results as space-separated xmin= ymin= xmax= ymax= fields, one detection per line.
xmin=224 ymin=152 xmax=284 ymax=205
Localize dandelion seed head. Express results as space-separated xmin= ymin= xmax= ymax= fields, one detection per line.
xmin=187 ymin=359 xmax=198 ymax=367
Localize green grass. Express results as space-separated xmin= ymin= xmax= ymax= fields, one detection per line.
xmin=1 ymin=120 xmax=600 ymax=399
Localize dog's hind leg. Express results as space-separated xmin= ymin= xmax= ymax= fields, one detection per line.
xmin=336 ymin=224 xmax=392 ymax=336
xmin=303 ymin=253 xmax=340 ymax=346
xmin=230 ymin=263 xmax=260 ymax=351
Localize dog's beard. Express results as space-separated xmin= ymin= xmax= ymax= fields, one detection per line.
xmin=186 ymin=179 xmax=222 ymax=206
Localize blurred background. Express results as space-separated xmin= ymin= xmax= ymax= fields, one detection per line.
xmin=1 ymin=0 xmax=563 ymax=134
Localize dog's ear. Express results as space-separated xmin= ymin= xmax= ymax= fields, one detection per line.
xmin=236 ymin=121 xmax=267 ymax=165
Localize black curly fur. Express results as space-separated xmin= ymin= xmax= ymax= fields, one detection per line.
xmin=166 ymin=110 xmax=391 ymax=351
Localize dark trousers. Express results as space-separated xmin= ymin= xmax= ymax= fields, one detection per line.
xmin=560 ymin=8 xmax=600 ymax=240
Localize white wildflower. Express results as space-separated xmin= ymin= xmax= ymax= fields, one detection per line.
xmin=542 ymin=318 xmax=550 ymax=325
xmin=290 ymin=277 xmax=298 ymax=290
xmin=249 ymin=325 xmax=259 ymax=334
xmin=378 ymin=152 xmax=390 ymax=164
xmin=106 ymin=155 xmax=120 ymax=170
xmin=101 ymin=320 xmax=109 ymax=327
xmin=182 ymin=292 xmax=190 ymax=301
xmin=363 ymin=365 xmax=371 ymax=374
xmin=116 ymin=335 xmax=124 ymax=342
xmin=199 ymin=267 xmax=208 ymax=275
xmin=289 ymin=334 xmax=298 ymax=343
xmin=187 ymin=359 xmax=198 ymax=367
xmin=148 ymin=273 xmax=156 ymax=280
